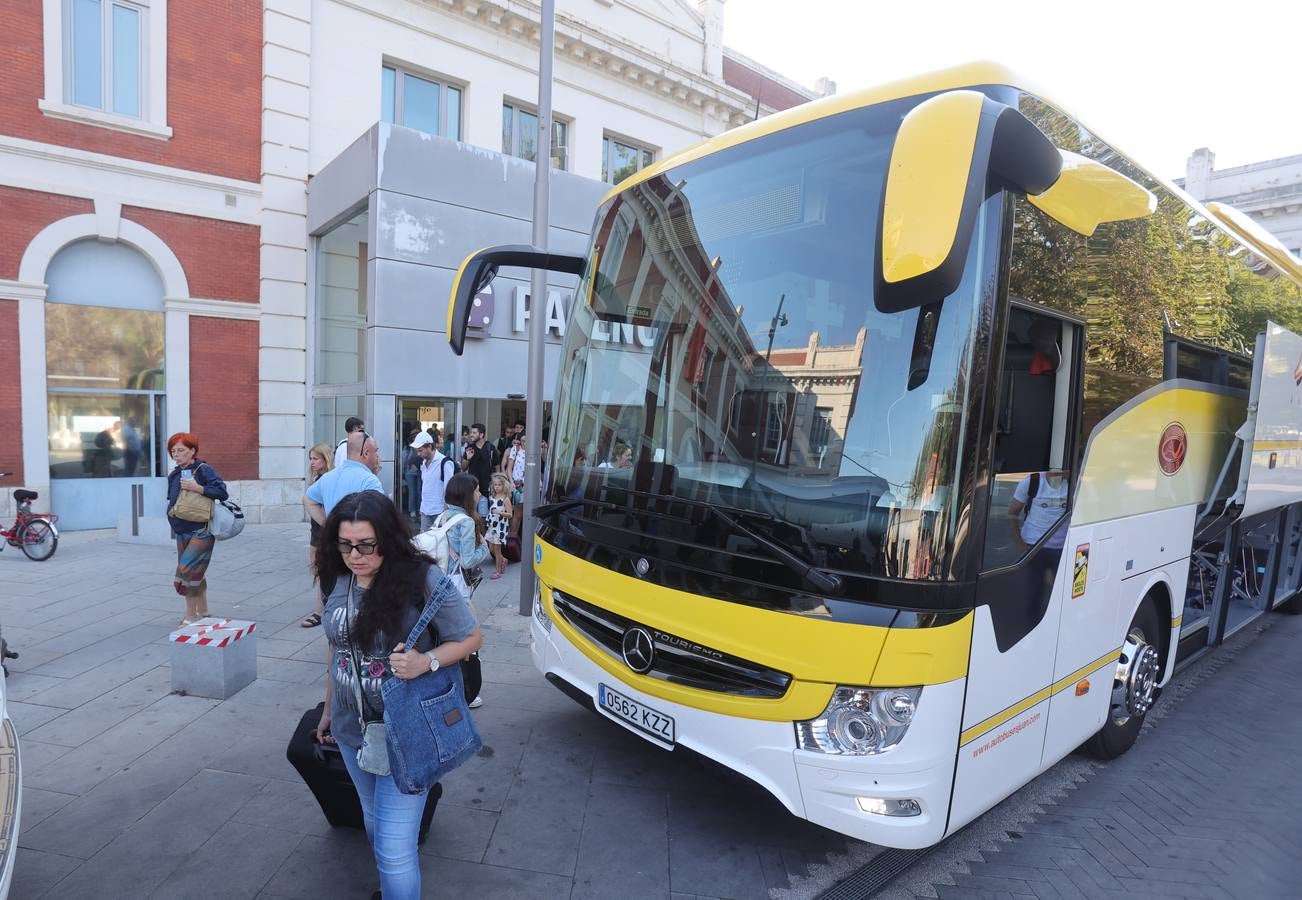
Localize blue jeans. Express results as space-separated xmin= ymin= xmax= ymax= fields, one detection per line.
xmin=403 ymin=470 xmax=421 ymax=516
xmin=339 ymin=743 xmax=427 ymax=900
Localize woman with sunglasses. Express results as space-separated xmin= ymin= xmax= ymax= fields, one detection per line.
xmin=314 ymin=491 xmax=482 ymax=900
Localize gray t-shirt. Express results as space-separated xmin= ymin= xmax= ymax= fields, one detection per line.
xmin=323 ymin=565 xmax=477 ymax=749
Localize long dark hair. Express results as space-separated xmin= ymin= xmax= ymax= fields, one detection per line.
xmin=443 ymin=472 xmax=485 ymax=542
xmin=316 ymin=491 xmax=429 ymax=650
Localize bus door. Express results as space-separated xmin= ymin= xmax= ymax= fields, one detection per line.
xmin=949 ymin=303 xmax=1084 ymax=830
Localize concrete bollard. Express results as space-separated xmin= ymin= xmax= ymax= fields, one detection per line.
xmin=169 ymin=618 xmax=257 ymax=699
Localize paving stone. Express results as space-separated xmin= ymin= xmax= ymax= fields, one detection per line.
xmin=25 ymin=692 xmax=218 ymax=795
xmin=23 ymin=666 xmax=172 ymax=748
xmin=7 ymin=701 xmax=69 ymax=734
xmin=419 ymin=856 xmax=575 ymax=898
xmin=482 ymin=737 xmax=594 ymax=877
xmin=19 ymin=715 xmax=240 ymax=859
xmin=257 ymin=831 xmax=378 ymax=899
xmin=8 ymin=847 xmax=80 ymax=899
xmin=45 ymin=769 xmax=268 ymax=898
xmin=1 ymin=672 xmax=67 ymax=703
xmin=149 ymin=821 xmax=304 ymax=900
xmin=23 ymin=644 xmax=172 ymax=709
xmin=229 ymin=777 xmax=335 ymax=838
xmin=418 ymin=802 xmax=498 ymax=863
xmin=571 ymin=781 xmax=669 ymax=900
xmin=20 ymin=787 xmax=77 ymax=831
xmin=18 ymin=739 xmax=74 ymax=776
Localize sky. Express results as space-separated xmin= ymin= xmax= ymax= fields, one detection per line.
xmin=721 ymin=0 xmax=1302 ymax=182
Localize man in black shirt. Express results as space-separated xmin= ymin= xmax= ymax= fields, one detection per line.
xmin=464 ymin=423 xmax=496 ymax=517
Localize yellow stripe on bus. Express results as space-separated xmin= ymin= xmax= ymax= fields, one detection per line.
xmin=958 ymin=649 xmax=1120 ymax=746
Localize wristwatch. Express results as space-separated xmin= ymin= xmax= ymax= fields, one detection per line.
xmin=425 ymin=650 xmax=440 ymax=673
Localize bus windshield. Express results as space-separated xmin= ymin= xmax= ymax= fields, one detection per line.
xmin=547 ymin=101 xmax=989 ymax=586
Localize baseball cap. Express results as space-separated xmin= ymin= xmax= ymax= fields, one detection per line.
xmin=410 ymin=432 xmax=434 ymax=448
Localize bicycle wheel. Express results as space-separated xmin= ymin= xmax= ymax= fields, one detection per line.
xmin=19 ymin=519 xmax=57 ymax=561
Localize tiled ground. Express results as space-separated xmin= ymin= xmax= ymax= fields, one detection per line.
xmin=0 ymin=525 xmax=863 ymax=899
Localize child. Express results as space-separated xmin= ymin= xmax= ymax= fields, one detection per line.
xmin=486 ymin=473 xmax=514 ymax=579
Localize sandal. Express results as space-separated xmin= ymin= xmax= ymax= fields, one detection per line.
xmin=301 ymin=611 xmax=322 ymax=628
xmin=490 ymin=572 xmax=503 ymax=580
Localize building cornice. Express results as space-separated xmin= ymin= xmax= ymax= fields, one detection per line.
xmin=418 ymin=0 xmax=759 ymax=127
xmin=0 ymin=280 xmax=48 ymax=302
xmin=167 ymin=297 xmax=263 ymax=319
xmin=0 ymin=134 xmax=262 ymax=225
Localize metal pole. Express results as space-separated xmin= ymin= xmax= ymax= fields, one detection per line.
xmin=519 ymin=0 xmax=555 ymax=616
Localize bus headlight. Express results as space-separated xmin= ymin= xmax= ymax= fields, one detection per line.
xmin=532 ymin=581 xmax=552 ymax=633
xmin=795 ymin=686 xmax=921 ymax=755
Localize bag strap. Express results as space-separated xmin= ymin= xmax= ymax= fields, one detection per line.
xmin=1028 ymin=472 xmax=1041 ymax=505
xmin=402 ymin=567 xmax=448 ymax=651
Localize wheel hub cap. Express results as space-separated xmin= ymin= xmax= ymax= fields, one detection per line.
xmin=1111 ymin=632 xmax=1160 ymax=725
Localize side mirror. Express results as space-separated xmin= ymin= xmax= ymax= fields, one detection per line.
xmin=1026 ymin=150 xmax=1156 ymax=236
xmin=876 ymin=90 xmax=1062 ymax=313
xmin=446 ymin=245 xmax=586 ymax=355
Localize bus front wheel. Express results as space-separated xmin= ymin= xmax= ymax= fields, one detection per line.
xmin=1084 ymin=598 xmax=1161 ymax=760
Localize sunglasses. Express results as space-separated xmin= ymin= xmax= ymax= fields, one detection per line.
xmin=336 ymin=540 xmax=379 ymax=557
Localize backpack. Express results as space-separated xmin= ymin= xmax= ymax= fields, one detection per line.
xmin=413 ymin=510 xmax=470 ymax=574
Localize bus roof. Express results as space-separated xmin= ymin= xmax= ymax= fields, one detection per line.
xmin=603 ymin=61 xmax=1302 ymax=287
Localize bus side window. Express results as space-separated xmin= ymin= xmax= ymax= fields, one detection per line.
xmin=983 ymin=307 xmax=1080 ymax=572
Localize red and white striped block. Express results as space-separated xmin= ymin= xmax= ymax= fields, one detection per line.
xmin=170 ymin=617 xmax=256 ymax=648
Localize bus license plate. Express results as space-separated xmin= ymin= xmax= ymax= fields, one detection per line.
xmin=598 ymin=684 xmax=675 ymax=744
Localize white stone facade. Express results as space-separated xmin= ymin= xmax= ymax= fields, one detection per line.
xmin=1182 ymin=147 xmax=1302 ymax=258
xmin=267 ymin=0 xmax=817 ymax=524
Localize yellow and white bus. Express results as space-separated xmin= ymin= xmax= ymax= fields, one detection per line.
xmin=446 ymin=62 xmax=1302 ymax=849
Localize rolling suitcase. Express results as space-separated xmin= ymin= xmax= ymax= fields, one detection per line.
xmin=286 ymin=702 xmax=442 ymax=843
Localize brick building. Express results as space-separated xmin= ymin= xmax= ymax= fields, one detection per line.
xmin=0 ymin=0 xmax=269 ymax=531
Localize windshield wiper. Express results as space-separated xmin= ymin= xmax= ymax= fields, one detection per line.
xmin=708 ymin=506 xmax=843 ymax=595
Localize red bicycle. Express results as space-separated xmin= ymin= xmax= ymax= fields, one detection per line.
xmin=0 ymin=477 xmax=59 ymax=561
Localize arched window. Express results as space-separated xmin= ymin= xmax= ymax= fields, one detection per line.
xmin=45 ymin=239 xmax=167 ymax=480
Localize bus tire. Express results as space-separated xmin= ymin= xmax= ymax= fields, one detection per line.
xmin=1084 ymin=597 xmax=1161 ymax=761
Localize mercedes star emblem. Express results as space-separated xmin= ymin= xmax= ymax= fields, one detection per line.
xmin=635 ymin=557 xmax=651 ymax=577
xmin=621 ymin=626 xmax=656 ymax=674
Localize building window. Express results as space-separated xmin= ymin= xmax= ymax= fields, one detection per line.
xmin=381 ymin=65 xmax=462 ymax=140
xmin=502 ymin=103 xmax=569 ymax=170
xmin=602 ymin=136 xmax=655 ymax=184
xmin=763 ymin=394 xmax=786 ymax=453
xmin=810 ymin=407 xmax=833 ymax=455
xmin=315 ymin=209 xmax=368 ymax=387
xmin=42 ymin=0 xmax=169 ymax=138
xmin=67 ymin=0 xmax=144 ymax=116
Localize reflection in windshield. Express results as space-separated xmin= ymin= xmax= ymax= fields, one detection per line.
xmin=547 ymin=101 xmax=990 ymax=586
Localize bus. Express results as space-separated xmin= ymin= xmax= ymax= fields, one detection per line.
xmin=445 ymin=62 xmax=1302 ymax=849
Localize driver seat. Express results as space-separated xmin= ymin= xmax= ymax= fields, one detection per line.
xmin=14 ymin=490 xmax=37 ymax=504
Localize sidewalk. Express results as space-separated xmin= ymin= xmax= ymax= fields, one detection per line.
xmin=875 ymin=611 xmax=1302 ymax=899
xmin=0 ymin=524 xmax=865 ymax=899
xmin=5 ymin=525 xmax=1298 ymax=899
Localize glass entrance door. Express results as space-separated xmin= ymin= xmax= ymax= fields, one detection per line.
xmin=396 ymin=398 xmax=460 ymax=518
xmin=46 ymin=302 xmax=167 ymax=531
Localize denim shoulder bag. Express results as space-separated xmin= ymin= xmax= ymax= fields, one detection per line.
xmin=380 ymin=572 xmax=482 ymax=795
xmin=344 ymin=578 xmax=391 ymax=777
